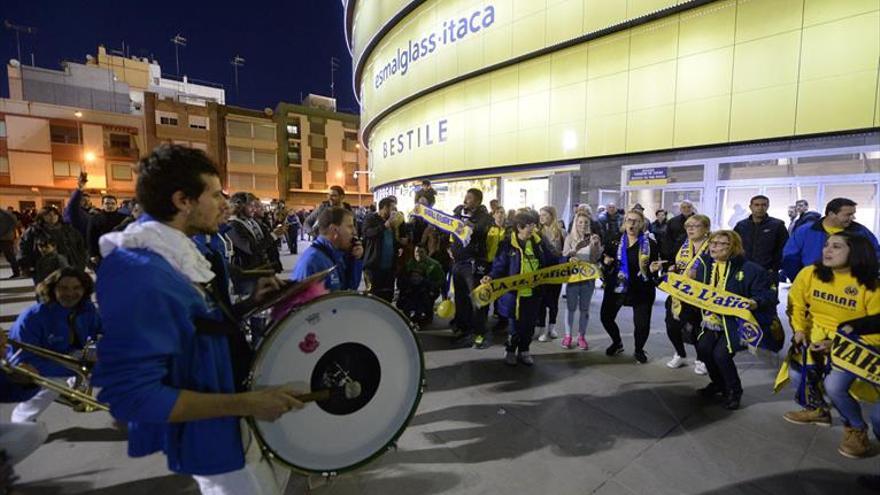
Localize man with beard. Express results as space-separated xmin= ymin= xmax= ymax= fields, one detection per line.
xmin=86 ymin=194 xmax=127 ymax=267
xmin=93 ymin=145 xmax=302 ymax=495
xmin=449 ymin=188 xmax=493 ymax=348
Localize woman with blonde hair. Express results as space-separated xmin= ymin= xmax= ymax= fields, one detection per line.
xmin=561 ymin=212 xmax=603 ymax=349
xmin=537 ymin=206 xmax=564 ymax=342
xmin=601 ymin=209 xmax=661 ymax=363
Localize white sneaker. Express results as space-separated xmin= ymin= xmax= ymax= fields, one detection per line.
xmin=537 ymin=331 xmax=551 ymax=342
xmin=547 ymin=324 xmax=558 ymax=339
xmin=666 ymin=355 xmax=686 ymax=369
xmin=694 ymin=360 xmax=708 ymax=375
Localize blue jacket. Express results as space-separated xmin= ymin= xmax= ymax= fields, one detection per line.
xmin=490 ymin=232 xmax=563 ymax=319
xmin=8 ymin=301 xmax=101 ymax=377
xmin=697 ymin=254 xmax=778 ymax=352
xmin=782 ymin=218 xmax=880 ymax=282
xmin=290 ymin=236 xmax=363 ymax=291
xmin=92 ymin=247 xmax=244 ymax=476
xmin=62 ymin=188 xmax=90 ymax=238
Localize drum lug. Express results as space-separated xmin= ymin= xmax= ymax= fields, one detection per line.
xmin=387 ymin=442 xmax=398 ymax=452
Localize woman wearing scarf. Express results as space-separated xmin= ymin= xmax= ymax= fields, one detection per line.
xmin=782 ymin=233 xmax=880 ymax=459
xmin=695 ymin=230 xmax=777 ymax=410
xmin=481 ymin=211 xmax=561 ymax=366
xmin=536 ymin=206 xmax=564 ymax=342
xmin=600 ymin=210 xmax=660 ymax=364
xmin=664 ymin=214 xmax=711 ymax=374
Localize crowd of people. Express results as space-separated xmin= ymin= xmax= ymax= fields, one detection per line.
xmin=0 ymin=143 xmax=879 ymax=493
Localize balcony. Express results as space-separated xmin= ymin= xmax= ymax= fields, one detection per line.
xmin=105 ymin=146 xmax=140 ymax=159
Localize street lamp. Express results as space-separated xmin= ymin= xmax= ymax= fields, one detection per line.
xmin=84 ymin=151 xmax=96 ymax=163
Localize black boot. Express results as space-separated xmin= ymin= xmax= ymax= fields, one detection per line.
xmin=723 ymin=391 xmax=742 ymax=410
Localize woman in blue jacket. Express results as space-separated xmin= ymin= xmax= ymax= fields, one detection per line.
xmin=481 ymin=211 xmax=562 ymax=366
xmin=696 ymin=230 xmax=778 ymax=410
xmin=7 ymin=267 xmax=101 ymax=423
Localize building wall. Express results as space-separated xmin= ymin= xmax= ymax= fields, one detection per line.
xmin=348 ymin=0 xmax=880 ymax=188
xmin=143 ymin=92 xmax=221 ymax=166
xmin=93 ymin=45 xmax=151 ymax=91
xmin=0 ymin=98 xmax=143 ymax=209
xmin=17 ymin=61 xmax=131 ymax=114
xmin=275 ymin=102 xmax=371 ymax=208
xmin=219 ymin=107 xmax=279 ymax=200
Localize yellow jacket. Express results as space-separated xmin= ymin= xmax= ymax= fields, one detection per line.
xmin=486 ymin=225 xmax=505 ymax=261
xmin=789 ymin=265 xmax=880 ymax=345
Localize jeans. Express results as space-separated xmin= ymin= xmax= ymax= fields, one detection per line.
xmin=599 ymin=293 xmax=652 ymax=352
xmin=696 ymin=330 xmax=742 ymax=395
xmin=565 ymin=281 xmax=595 ymax=337
xmin=507 ymin=294 xmax=541 ymax=353
xmin=825 ymin=369 xmax=880 ymax=433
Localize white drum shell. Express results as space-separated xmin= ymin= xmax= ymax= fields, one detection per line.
xmin=249 ymin=293 xmax=424 ymax=474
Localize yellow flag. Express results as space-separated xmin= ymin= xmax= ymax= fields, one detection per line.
xmin=411 ymin=204 xmax=473 ymax=245
xmin=471 ymin=261 xmax=601 ymax=308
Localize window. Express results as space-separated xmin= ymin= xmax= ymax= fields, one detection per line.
xmin=309 ymin=117 xmax=325 ymax=135
xmin=342 ymin=120 xmax=358 ymax=130
xmin=344 ymin=131 xmax=358 ymax=142
xmin=109 ymin=133 xmax=130 ymax=148
xmin=0 ymin=121 xmax=6 ymax=138
xmin=253 ymin=124 xmax=275 ymax=141
xmin=188 ymin=115 xmax=209 ymax=130
xmin=309 ymin=134 xmax=326 ymax=148
xmin=254 ymin=174 xmax=277 ymax=191
xmin=53 ymin=160 xmax=82 ymax=177
xmin=311 ymin=147 xmax=326 ymax=159
xmin=229 ymin=147 xmax=253 ymax=164
xmin=111 ymin=163 xmax=133 ymax=181
xmin=227 ymin=120 xmax=252 ymax=138
xmin=50 ymin=125 xmax=80 ymax=144
xmin=254 ymin=150 xmax=276 ymax=166
xmin=156 ymin=111 xmax=179 ymax=126
xmin=0 ymin=156 xmax=8 ymax=175
xmin=229 ymin=172 xmax=255 ymax=190
xmin=289 ymin=167 xmax=302 ymax=189
xmin=288 ymin=141 xmax=301 ymax=164
xmin=286 ymin=119 xmax=301 ymax=139
xmin=311 ymin=171 xmax=327 ymax=184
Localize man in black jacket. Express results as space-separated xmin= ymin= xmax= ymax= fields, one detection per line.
xmin=304 ymin=186 xmax=353 ymax=236
xmin=662 ymin=200 xmax=695 ymax=261
xmin=791 ymin=199 xmax=821 ymax=233
xmin=362 ymin=196 xmax=399 ymax=302
xmin=733 ymin=195 xmax=788 ymax=286
xmin=86 ymin=195 xmax=127 ymax=267
xmin=449 ymin=188 xmax=493 ymax=348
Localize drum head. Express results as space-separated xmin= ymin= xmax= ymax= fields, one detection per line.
xmin=249 ymin=293 xmax=424 ymax=475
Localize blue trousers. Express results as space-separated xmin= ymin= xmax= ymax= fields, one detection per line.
xmin=825 ymin=369 xmax=880 ymax=435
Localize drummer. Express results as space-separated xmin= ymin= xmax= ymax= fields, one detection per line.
xmin=92 ymin=144 xmax=304 ymax=495
xmin=291 ymin=206 xmax=364 ymax=291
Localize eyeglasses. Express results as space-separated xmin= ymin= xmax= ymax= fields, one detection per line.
xmin=709 ymin=241 xmax=730 ymax=247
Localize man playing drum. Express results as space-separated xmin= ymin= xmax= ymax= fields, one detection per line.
xmin=92 ymin=145 xmax=304 ymax=495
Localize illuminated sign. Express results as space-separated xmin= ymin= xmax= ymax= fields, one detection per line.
xmin=373 ymin=6 xmax=495 ymax=90
xmin=628 ymin=167 xmax=669 ymax=186
xmin=381 ymin=118 xmax=448 ymax=159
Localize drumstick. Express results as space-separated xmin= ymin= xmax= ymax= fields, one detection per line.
xmin=294 ymin=381 xmax=362 ymax=403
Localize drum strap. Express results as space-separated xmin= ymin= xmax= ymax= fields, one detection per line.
xmin=195 ymin=250 xmax=255 ymax=393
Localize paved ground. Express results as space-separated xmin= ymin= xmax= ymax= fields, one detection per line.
xmin=1 ymin=241 xmax=878 ymax=494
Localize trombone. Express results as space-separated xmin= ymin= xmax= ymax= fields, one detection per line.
xmin=1 ymin=334 xmax=108 ymax=413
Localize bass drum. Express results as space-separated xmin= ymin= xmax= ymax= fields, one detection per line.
xmin=248 ymin=292 xmax=424 ymax=476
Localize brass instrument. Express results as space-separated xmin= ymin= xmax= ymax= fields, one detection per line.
xmin=1 ymin=334 xmax=108 ymax=413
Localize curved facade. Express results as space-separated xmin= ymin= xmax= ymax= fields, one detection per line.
xmin=347 ymin=0 xmax=880 ymax=188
